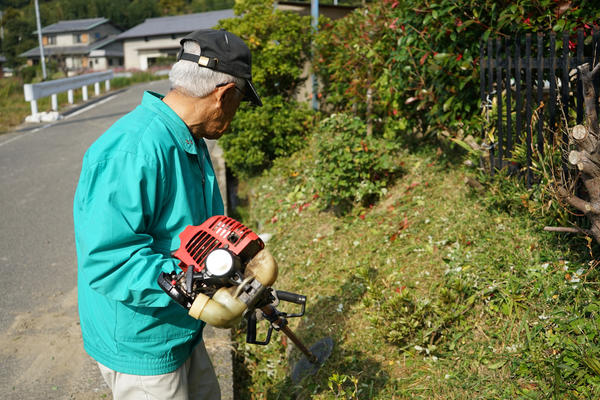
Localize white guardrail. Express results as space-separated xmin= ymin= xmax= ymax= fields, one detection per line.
xmin=23 ymin=70 xmax=114 ymax=118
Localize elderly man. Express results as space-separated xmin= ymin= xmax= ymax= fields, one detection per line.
xmin=73 ymin=29 xmax=261 ymax=399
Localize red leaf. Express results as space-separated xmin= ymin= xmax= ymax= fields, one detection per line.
xmin=395 ymin=285 xmax=407 ymax=293
xmin=419 ymin=51 xmax=429 ymax=65
xmin=360 ymin=140 xmax=369 ymax=152
xmin=407 ymin=182 xmax=420 ymax=190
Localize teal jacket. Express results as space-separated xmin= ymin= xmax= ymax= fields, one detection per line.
xmin=73 ymin=91 xmax=224 ymax=375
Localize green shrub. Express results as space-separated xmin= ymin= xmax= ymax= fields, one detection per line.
xmin=110 ymin=71 xmax=163 ymax=89
xmin=312 ymin=113 xmax=403 ymax=214
xmin=19 ymin=65 xmax=39 ymax=83
xmin=220 ymin=96 xmax=314 ymax=178
xmin=315 ymin=0 xmax=600 ymax=141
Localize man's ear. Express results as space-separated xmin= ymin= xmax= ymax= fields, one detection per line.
xmin=214 ymin=83 xmax=236 ymax=106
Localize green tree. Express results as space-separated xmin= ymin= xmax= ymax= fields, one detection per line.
xmin=217 ymin=0 xmax=315 ymax=177
xmin=218 ymin=0 xmax=313 ymax=98
xmin=0 ymin=7 xmax=35 ymax=67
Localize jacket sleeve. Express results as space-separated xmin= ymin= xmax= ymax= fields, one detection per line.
xmin=74 ymin=151 xmax=177 ymax=308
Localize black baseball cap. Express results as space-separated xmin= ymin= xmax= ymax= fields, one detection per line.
xmin=178 ymin=29 xmax=262 ymax=107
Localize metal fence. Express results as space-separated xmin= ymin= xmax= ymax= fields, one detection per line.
xmin=23 ymin=70 xmax=113 ymax=118
xmin=480 ymin=28 xmax=600 ymax=185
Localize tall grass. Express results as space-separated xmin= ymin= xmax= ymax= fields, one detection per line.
xmin=230 ymin=141 xmax=599 ymax=399
xmin=0 ymin=71 xmax=165 ymax=133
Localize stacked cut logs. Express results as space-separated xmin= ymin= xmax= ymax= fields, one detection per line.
xmin=552 ymin=62 xmax=600 ymax=243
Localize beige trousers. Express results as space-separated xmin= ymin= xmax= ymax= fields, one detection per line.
xmin=98 ymin=341 xmax=221 ymax=400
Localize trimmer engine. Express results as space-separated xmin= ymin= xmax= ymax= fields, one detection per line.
xmin=158 ymin=215 xmax=333 ymax=383
xmin=158 ymin=216 xmax=266 ymax=309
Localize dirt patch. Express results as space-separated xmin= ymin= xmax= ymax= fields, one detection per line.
xmin=0 ymin=287 xmax=110 ymax=399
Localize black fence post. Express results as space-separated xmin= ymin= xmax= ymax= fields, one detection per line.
xmin=480 ymin=39 xmax=486 ymax=140
xmin=548 ymin=33 xmax=557 ymax=143
xmin=594 ymin=27 xmax=600 ymax=97
xmin=496 ymin=38 xmax=504 ymax=170
xmin=577 ymin=29 xmax=585 ymax=125
xmin=515 ymin=35 xmax=522 ymax=147
xmin=488 ymin=38 xmax=494 ymax=175
xmin=525 ymin=33 xmax=533 ymax=187
xmin=561 ymin=31 xmax=570 ymax=183
xmin=506 ymin=36 xmax=513 ymax=160
xmin=536 ymin=32 xmax=544 ymax=156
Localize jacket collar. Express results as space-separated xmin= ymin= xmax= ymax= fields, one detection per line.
xmin=142 ymin=91 xmax=198 ymax=155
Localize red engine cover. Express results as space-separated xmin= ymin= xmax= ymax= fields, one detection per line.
xmin=173 ymin=215 xmax=264 ymax=272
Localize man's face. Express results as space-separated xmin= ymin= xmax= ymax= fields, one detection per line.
xmin=201 ymin=84 xmax=243 ymax=140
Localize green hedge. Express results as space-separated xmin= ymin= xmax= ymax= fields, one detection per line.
xmin=219 ymin=96 xmax=314 ymax=178
xmin=315 ymin=0 xmax=600 ymax=140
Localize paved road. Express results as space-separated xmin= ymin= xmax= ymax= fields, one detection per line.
xmin=0 ymin=79 xmax=232 ymax=399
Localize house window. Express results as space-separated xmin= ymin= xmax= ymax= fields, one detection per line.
xmin=73 ymin=33 xmax=83 ymax=43
xmin=47 ymin=35 xmax=56 ymax=45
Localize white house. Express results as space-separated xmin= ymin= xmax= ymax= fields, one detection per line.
xmin=20 ymin=17 xmax=123 ymax=74
xmin=117 ymin=10 xmax=235 ymax=71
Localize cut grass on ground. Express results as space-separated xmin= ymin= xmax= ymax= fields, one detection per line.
xmin=231 ymin=144 xmax=600 ymax=399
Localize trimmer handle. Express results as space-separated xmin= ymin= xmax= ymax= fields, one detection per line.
xmin=275 ymin=290 xmax=306 ymax=318
xmin=245 ymin=290 xmax=307 ymax=345
xmin=246 ymin=311 xmax=273 ymax=345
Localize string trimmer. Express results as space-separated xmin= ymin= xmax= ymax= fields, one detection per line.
xmin=157 ymin=215 xmax=333 ymax=383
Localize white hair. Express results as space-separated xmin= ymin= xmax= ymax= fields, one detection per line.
xmin=169 ymin=41 xmax=245 ymax=98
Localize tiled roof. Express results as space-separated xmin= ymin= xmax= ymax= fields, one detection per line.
xmin=19 ymin=34 xmax=122 ymax=58
xmin=38 ymin=18 xmax=110 ymax=34
xmin=19 ymin=45 xmax=91 ymax=58
xmin=117 ymin=10 xmax=235 ymax=40
xmin=89 ymin=35 xmax=121 ymax=50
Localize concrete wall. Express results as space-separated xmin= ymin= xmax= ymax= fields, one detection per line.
xmin=90 ymin=57 xmax=107 ymax=70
